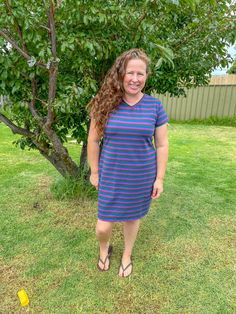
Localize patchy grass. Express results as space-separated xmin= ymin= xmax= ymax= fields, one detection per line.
xmin=0 ymin=123 xmax=236 ymax=313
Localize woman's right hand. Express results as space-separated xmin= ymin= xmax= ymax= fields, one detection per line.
xmin=89 ymin=172 xmax=99 ymax=190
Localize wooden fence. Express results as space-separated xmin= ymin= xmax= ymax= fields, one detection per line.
xmin=1 ymin=84 xmax=236 ymax=120
xmin=156 ymin=85 xmax=236 ymax=120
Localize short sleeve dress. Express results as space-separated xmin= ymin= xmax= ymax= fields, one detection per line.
xmin=98 ymin=94 xmax=169 ymax=222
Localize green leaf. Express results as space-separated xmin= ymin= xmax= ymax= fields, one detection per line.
xmin=27 ymin=56 xmax=36 ymax=67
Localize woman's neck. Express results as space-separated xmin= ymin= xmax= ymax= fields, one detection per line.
xmin=123 ymin=92 xmax=143 ymax=105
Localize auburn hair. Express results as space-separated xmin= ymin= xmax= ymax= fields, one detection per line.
xmin=87 ymin=48 xmax=150 ymax=137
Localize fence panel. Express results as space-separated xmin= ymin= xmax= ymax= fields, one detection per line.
xmin=156 ymin=85 xmax=236 ymax=120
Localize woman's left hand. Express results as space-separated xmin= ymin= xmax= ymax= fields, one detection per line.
xmin=151 ymin=179 xmax=164 ymax=199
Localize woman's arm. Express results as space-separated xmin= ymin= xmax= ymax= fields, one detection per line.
xmin=87 ymin=118 xmax=102 ymax=190
xmin=151 ymin=123 xmax=169 ymax=199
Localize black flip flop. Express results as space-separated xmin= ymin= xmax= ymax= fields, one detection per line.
xmin=97 ymin=245 xmax=113 ymax=271
xmin=119 ymin=261 xmax=133 ymax=277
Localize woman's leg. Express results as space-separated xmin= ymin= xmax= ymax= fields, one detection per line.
xmin=119 ymin=219 xmax=140 ymax=277
xmin=96 ymin=219 xmax=114 ymax=270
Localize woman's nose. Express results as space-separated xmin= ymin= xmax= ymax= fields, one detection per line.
xmin=131 ymin=74 xmax=138 ymax=81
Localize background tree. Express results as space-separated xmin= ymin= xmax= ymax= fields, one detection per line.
xmin=0 ymin=0 xmax=235 ymax=179
xmin=227 ymin=58 xmax=236 ymax=74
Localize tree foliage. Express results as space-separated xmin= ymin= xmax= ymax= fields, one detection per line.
xmin=0 ymin=0 xmax=235 ymax=178
xmin=227 ymin=58 xmax=236 ymax=74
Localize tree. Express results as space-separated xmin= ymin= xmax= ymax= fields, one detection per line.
xmin=0 ymin=0 xmax=235 ymax=179
xmin=227 ymin=58 xmax=236 ymax=74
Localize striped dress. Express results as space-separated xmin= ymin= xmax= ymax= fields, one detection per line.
xmin=98 ymin=94 xmax=169 ymax=222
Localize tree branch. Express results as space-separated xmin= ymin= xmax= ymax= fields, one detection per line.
xmin=35 ymin=97 xmax=48 ymax=107
xmin=4 ymin=0 xmax=28 ymax=53
xmin=28 ymin=78 xmax=44 ymax=125
xmin=45 ymin=0 xmax=58 ymax=128
xmin=173 ymin=6 xmax=235 ymax=50
xmin=31 ymin=138 xmax=51 ymax=155
xmin=0 ymin=29 xmax=47 ymax=69
xmin=0 ymin=113 xmax=34 ymax=137
xmin=39 ymin=24 xmax=51 ymax=33
xmin=49 ymin=1 xmax=57 ymax=59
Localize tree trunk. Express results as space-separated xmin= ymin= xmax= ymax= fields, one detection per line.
xmin=31 ymin=134 xmax=80 ymax=178
xmin=39 ymin=148 xmax=80 ymax=178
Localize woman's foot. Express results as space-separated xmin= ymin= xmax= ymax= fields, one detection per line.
xmin=97 ymin=245 xmax=113 ymax=271
xmin=118 ymin=255 xmax=133 ymax=277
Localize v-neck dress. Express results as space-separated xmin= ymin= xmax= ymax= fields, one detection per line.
xmin=98 ymin=94 xmax=169 ymax=222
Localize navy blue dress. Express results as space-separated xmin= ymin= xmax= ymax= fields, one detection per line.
xmin=98 ymin=94 xmax=169 ymax=222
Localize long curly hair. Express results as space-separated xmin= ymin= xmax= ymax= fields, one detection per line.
xmin=87 ymin=48 xmax=150 ymax=137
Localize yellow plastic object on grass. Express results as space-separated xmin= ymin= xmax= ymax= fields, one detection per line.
xmin=17 ymin=289 xmax=29 ymax=306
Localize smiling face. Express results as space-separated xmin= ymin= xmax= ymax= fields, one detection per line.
xmin=123 ymin=58 xmax=147 ymax=98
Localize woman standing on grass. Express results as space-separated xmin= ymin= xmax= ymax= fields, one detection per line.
xmin=87 ymin=48 xmax=169 ymax=277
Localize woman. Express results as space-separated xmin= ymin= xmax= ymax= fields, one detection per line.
xmin=87 ymin=48 xmax=169 ymax=277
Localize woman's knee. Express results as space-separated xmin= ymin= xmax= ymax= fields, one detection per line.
xmin=96 ymin=220 xmax=113 ymax=238
xmin=124 ymin=219 xmax=140 ymax=227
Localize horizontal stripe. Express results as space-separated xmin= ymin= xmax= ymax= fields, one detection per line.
xmin=100 ymin=160 xmax=155 ymax=167
xmin=111 ymin=111 xmax=156 ymax=116
xmin=105 ymin=141 xmax=154 ymax=147
xmin=101 ymin=171 xmax=155 ymax=179
xmin=155 ymin=119 xmax=169 ymax=127
xmin=118 ymin=108 xmax=156 ymax=112
xmin=99 ymin=159 xmax=156 ymax=167
xmin=98 ymin=199 xmax=150 ymax=210
xmin=99 ymin=204 xmax=150 ymax=213
xmin=102 ymin=148 xmax=155 ymax=157
xmin=156 ymin=115 xmax=168 ymax=122
xmin=98 ymin=193 xmax=150 ymax=201
xmin=106 ymin=122 xmax=154 ymax=132
xmin=100 ymin=170 xmax=156 ymax=178
xmin=98 ymin=211 xmax=148 ymax=220
xmin=98 ymin=210 xmax=147 ymax=217
xmin=98 ymin=190 xmax=150 ymax=199
xmin=99 ymin=181 xmax=151 ymax=189
xmin=99 ymin=197 xmax=150 ymax=204
xmin=104 ymin=141 xmax=152 ymax=148
xmin=103 ymin=155 xmax=156 ymax=165
xmin=103 ymin=146 xmax=154 ymax=153
xmin=104 ymin=135 xmax=150 ymax=141
xmin=102 ymin=154 xmax=155 ymax=162
xmin=99 ymin=172 xmax=156 ymax=178
xmin=105 ymin=131 xmax=153 ymax=137
xmin=99 ymin=180 xmax=155 ymax=188
xmin=109 ymin=120 xmax=155 ymax=126
xmin=98 ymin=185 xmax=150 ymax=192
xmin=100 ymin=174 xmax=154 ymax=181
xmin=109 ymin=115 xmax=155 ymax=122
xmin=99 ymin=176 xmax=153 ymax=184
xmin=101 ymin=164 xmax=156 ymax=172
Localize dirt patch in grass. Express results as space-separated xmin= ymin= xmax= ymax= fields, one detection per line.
xmin=24 ymin=174 xmax=98 ymax=230
xmin=208 ymin=216 xmax=236 ymax=231
xmin=0 ymin=255 xmax=43 ymax=313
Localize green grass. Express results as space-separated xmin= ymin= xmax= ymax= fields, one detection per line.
xmin=0 ymin=122 xmax=236 ymax=314
xmin=170 ymin=116 xmax=236 ymax=127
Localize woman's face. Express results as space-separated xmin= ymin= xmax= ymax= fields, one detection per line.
xmin=123 ymin=59 xmax=147 ymax=97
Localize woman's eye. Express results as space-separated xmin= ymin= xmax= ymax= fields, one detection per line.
xmin=126 ymin=72 xmax=144 ymax=76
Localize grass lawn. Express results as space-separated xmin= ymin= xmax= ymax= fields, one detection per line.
xmin=0 ymin=123 xmax=235 ymax=314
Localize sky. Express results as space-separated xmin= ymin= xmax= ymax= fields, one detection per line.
xmin=211 ymin=45 xmax=236 ymax=75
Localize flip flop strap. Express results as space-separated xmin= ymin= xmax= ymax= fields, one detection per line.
xmin=98 ymin=246 xmax=112 ymax=270
xmin=121 ymin=262 xmax=132 ymax=272
xmin=99 ymin=254 xmax=109 ymax=266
